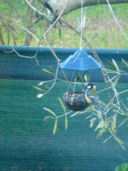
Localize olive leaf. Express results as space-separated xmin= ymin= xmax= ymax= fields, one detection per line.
xmin=114 ymin=163 xmax=128 ymax=171
xmin=65 ymin=116 xmax=68 ymax=130
xmin=33 ymin=86 xmax=46 ymax=92
xmin=43 ymin=107 xmax=56 ymax=117
xmin=106 ymin=59 xmax=116 ymax=70
xmin=84 ymin=73 xmax=90 ymax=83
xmin=58 ymin=97 xmax=68 ymax=130
xmin=115 ymin=110 xmax=128 ymax=118
xmin=102 ymin=68 xmax=117 ymax=74
xmin=90 ymin=118 xmax=96 ymax=128
xmin=42 ymin=68 xmax=53 ymax=75
xmin=58 ymin=97 xmax=66 ymax=113
xmin=113 ymin=76 xmax=120 ymax=88
xmin=122 ymin=58 xmax=128 ymax=68
xmin=111 ymin=115 xmax=116 ymax=133
xmin=112 ymin=59 xmax=120 ymax=72
xmin=53 ymin=119 xmax=58 ymax=135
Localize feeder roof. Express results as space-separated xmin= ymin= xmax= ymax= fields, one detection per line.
xmin=60 ymin=49 xmax=101 ymax=71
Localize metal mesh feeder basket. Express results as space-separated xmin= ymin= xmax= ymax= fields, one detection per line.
xmin=63 ymin=91 xmax=89 ymax=111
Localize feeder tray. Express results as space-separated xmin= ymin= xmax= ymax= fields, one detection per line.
xmin=63 ymin=91 xmax=89 ymax=111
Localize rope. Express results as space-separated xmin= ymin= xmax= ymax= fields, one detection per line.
xmin=80 ymin=0 xmax=84 ymax=49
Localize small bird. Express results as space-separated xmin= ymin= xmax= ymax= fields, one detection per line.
xmin=63 ymin=84 xmax=104 ymax=119
xmin=85 ymin=84 xmax=104 ymax=119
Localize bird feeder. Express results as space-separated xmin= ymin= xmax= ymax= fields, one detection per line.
xmin=60 ymin=49 xmax=101 ymax=71
xmin=60 ymin=49 xmax=102 ymax=111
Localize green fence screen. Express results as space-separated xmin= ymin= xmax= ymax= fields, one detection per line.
xmin=0 ymin=45 xmax=128 ymax=171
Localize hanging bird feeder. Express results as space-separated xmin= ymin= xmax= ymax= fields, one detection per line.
xmin=60 ymin=49 xmax=102 ymax=112
xmin=60 ymin=49 xmax=101 ymax=71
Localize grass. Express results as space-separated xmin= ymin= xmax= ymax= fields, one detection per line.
xmin=0 ymin=2 xmax=128 ymax=49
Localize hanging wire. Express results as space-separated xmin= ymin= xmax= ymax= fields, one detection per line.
xmin=70 ymin=0 xmax=85 ymax=96
xmin=68 ymin=71 xmax=76 ymax=92
xmin=63 ymin=0 xmax=86 ymax=103
xmin=80 ymin=0 xmax=84 ymax=49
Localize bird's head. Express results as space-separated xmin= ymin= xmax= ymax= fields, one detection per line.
xmin=86 ymin=84 xmax=96 ymax=96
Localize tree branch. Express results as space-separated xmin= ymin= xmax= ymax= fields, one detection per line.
xmin=44 ymin=0 xmax=128 ymax=16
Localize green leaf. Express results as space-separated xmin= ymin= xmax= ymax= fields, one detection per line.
xmin=112 ymin=59 xmax=119 ymax=72
xmin=84 ymin=74 xmax=90 ymax=83
xmin=114 ymin=163 xmax=128 ymax=171
xmin=42 ymin=68 xmax=53 ymax=75
xmin=116 ymin=111 xmax=128 ymax=118
xmin=90 ymin=121 xmax=94 ymax=128
xmin=113 ymin=76 xmax=120 ymax=88
xmin=111 ymin=115 xmax=116 ymax=133
xmin=53 ymin=119 xmax=58 ymax=135
xmin=103 ymin=68 xmax=124 ymax=74
xmin=43 ymin=107 xmax=56 ymax=117
xmin=33 ymin=86 xmax=46 ymax=92
xmin=106 ymin=60 xmax=116 ymax=70
xmin=58 ymin=97 xmax=68 ymax=130
xmin=122 ymin=58 xmax=128 ymax=68
xmin=58 ymin=97 xmax=66 ymax=113
xmin=96 ymin=129 xmax=105 ymax=138
xmin=90 ymin=118 xmax=96 ymax=128
xmin=103 ymin=68 xmax=117 ymax=74
xmin=94 ymin=121 xmax=104 ymax=131
xmin=65 ymin=115 xmax=68 ymax=130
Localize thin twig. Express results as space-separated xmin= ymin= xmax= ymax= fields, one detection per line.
xmin=25 ymin=0 xmax=49 ymax=19
xmin=15 ymin=21 xmax=39 ymax=43
xmin=106 ymin=0 xmax=128 ymax=41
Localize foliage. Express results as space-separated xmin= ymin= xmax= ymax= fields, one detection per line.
xmin=1 ymin=0 xmax=128 ymax=149
xmin=33 ymin=57 xmax=128 ymax=149
xmin=114 ymin=163 xmax=128 ymax=171
xmin=0 ymin=1 xmax=128 ymax=48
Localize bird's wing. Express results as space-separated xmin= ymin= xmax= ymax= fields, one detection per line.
xmin=86 ymin=92 xmax=104 ymax=118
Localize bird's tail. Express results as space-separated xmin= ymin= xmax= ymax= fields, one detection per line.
xmin=95 ymin=105 xmax=105 ymax=120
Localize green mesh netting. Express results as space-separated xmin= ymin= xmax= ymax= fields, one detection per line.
xmin=0 ymin=45 xmax=128 ymax=171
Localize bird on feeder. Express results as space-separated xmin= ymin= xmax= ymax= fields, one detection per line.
xmin=60 ymin=49 xmax=104 ymax=119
